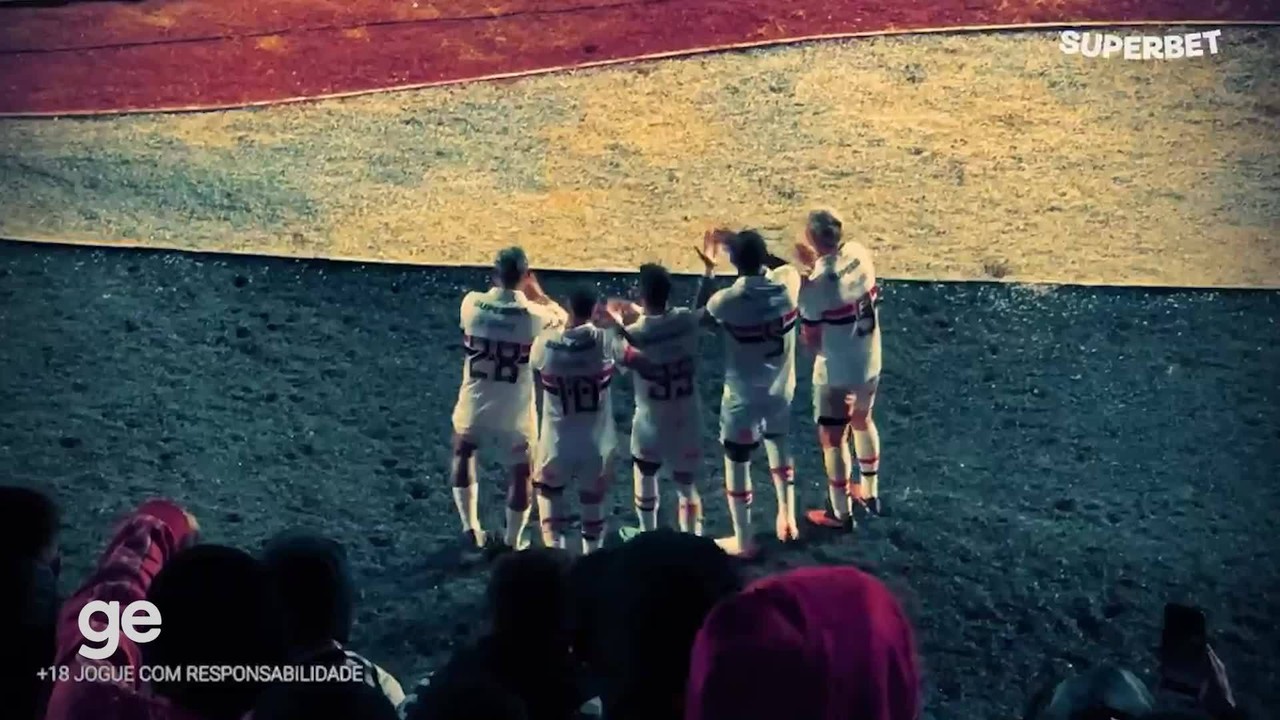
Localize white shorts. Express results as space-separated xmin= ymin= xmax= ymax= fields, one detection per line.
xmin=719 ymin=393 xmax=792 ymax=444
xmin=452 ymin=424 xmax=534 ymax=466
xmin=536 ymin=445 xmax=613 ymax=487
xmin=813 ymin=377 xmax=879 ymax=422
xmin=630 ymin=415 xmax=702 ymax=474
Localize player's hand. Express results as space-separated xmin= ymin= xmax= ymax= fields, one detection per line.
xmin=592 ymin=303 xmax=620 ymax=328
xmin=697 ymin=228 xmax=729 ymax=275
xmin=793 ymin=241 xmax=817 ymax=273
xmin=520 ymin=271 xmax=547 ymax=302
xmin=606 ymin=298 xmax=641 ymax=324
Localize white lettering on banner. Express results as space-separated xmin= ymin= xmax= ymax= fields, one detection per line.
xmin=77 ymin=600 xmax=162 ymax=660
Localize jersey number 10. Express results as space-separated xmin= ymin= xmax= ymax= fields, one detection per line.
xmin=548 ymin=376 xmax=602 ymax=414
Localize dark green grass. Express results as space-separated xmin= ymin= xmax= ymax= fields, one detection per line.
xmin=1 ymin=241 xmax=1276 ymax=718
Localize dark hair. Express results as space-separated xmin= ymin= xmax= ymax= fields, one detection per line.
xmin=806 ymin=210 xmax=843 ymax=248
xmin=0 ymin=486 xmax=59 ymax=561
xmin=568 ymin=286 xmax=598 ymax=321
xmin=495 ymin=247 xmax=529 ymax=289
xmin=261 ymin=531 xmax=355 ymax=650
xmin=573 ymin=530 xmax=743 ymax=720
xmin=488 ymin=547 xmax=572 ymax=643
xmin=637 ymin=264 xmax=672 ymax=310
xmin=728 ymin=230 xmax=767 ymax=275
xmin=254 ymin=678 xmax=399 ymax=720
xmin=146 ymin=545 xmax=287 ymax=719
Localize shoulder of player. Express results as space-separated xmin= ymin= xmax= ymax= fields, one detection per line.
xmin=705 ymin=285 xmax=731 ymax=309
xmin=766 ymin=264 xmax=801 ymax=282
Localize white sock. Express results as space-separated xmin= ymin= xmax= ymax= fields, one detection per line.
xmin=452 ymin=483 xmax=480 ymax=532
xmin=536 ymin=484 xmax=566 ymax=548
xmin=674 ymin=475 xmax=703 ymax=536
xmin=764 ymin=438 xmax=795 ymax=528
xmin=581 ymin=492 xmax=605 ymax=553
xmin=504 ymin=506 xmax=529 ymax=549
xmin=633 ymin=466 xmax=660 ymax=531
xmin=853 ymin=420 xmax=881 ymax=498
xmin=724 ymin=457 xmax=752 ymax=548
xmin=822 ymin=441 xmax=853 ymax=518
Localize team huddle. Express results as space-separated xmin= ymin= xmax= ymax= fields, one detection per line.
xmin=448 ymin=210 xmax=884 ymax=558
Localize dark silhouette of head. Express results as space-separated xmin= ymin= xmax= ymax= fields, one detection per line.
xmin=0 ymin=485 xmax=59 ymax=564
xmin=571 ymin=530 xmax=743 ymax=720
xmin=727 ymin=231 xmax=768 ymax=276
xmin=403 ymin=674 xmax=529 ymax=720
xmin=254 ymin=678 xmax=399 ymax=720
xmin=3 ymin=486 xmax=61 ymax=720
xmin=261 ymin=531 xmax=355 ymax=653
xmin=494 ymin=247 xmax=530 ymax=290
xmin=637 ymin=264 xmax=672 ymax=312
xmin=568 ymin=286 xmax=598 ymax=324
xmin=145 ymin=545 xmax=287 ymax=719
xmin=488 ymin=547 xmax=573 ymax=646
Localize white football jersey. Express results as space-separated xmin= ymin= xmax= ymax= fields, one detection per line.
xmin=799 ymin=242 xmax=882 ymax=387
xmin=451 ymin=288 xmax=568 ymax=437
xmin=531 ymin=324 xmax=619 ymax=454
xmin=625 ymin=308 xmax=703 ymax=426
xmin=705 ymin=266 xmax=801 ymax=402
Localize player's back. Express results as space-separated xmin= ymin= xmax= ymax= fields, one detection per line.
xmin=707 ymin=266 xmax=801 ymax=401
xmin=626 ymin=308 xmax=702 ymax=423
xmin=532 ymin=324 xmax=617 ymax=450
xmin=455 ymin=288 xmax=563 ymax=434
xmin=800 ymin=242 xmax=882 ymax=387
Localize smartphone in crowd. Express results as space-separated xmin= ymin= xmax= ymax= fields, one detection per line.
xmin=1159 ymin=603 xmax=1208 ymax=698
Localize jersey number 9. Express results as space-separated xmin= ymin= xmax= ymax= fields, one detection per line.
xmin=467 ymin=338 xmax=523 ymax=384
xmin=646 ymin=357 xmax=694 ymax=401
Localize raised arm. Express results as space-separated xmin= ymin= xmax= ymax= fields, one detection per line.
xmin=693 ymin=230 xmax=725 ymax=328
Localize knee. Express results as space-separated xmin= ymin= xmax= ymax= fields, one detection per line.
xmin=633 ymin=458 xmax=661 ymax=477
xmin=452 ymin=437 xmax=476 ymax=458
xmin=816 ymin=419 xmax=846 ymax=447
xmin=533 ymin=480 xmax=564 ymax=498
xmin=722 ymin=440 xmax=756 ymax=463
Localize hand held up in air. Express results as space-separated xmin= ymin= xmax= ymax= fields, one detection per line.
xmin=698 ymin=228 xmax=731 ymax=276
xmin=793 ymin=240 xmax=818 ymax=274
xmin=519 ymin=271 xmax=547 ymax=302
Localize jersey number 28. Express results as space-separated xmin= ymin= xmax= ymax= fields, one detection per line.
xmin=467 ymin=338 xmax=523 ymax=384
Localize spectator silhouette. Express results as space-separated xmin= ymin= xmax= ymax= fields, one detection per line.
xmin=0 ymin=485 xmax=60 ymax=719
xmin=685 ymin=565 xmax=921 ymax=720
xmin=571 ymin=529 xmax=743 ymax=720
xmin=261 ymin=530 xmax=405 ymax=707
xmin=403 ymin=674 xmax=529 ymax=720
xmin=402 ymin=547 xmax=585 ymax=720
xmin=45 ymin=500 xmax=287 ymax=720
xmin=1023 ymin=665 xmax=1155 ymax=720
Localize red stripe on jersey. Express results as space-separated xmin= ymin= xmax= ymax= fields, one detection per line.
xmin=822 ymin=303 xmax=857 ymax=320
xmin=720 ymin=308 xmax=800 ymax=333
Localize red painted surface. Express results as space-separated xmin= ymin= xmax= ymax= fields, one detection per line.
xmin=0 ymin=0 xmax=1275 ymax=115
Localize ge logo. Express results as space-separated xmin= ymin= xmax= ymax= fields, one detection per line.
xmin=77 ymin=600 xmax=162 ymax=660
